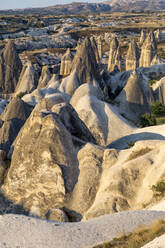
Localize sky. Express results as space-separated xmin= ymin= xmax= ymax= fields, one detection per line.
xmin=0 ymin=0 xmax=104 ymax=10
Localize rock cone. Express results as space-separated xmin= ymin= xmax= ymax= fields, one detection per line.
xmin=71 ymin=37 xmax=101 ymax=85
xmin=0 ymin=97 xmax=32 ymax=153
xmin=126 ymin=40 xmax=140 ymax=71
xmin=37 ymin=65 xmax=52 ymax=89
xmin=15 ymin=61 xmax=39 ymax=95
xmin=108 ymin=37 xmax=121 ymax=72
xmin=116 ymin=70 xmax=151 ymax=122
xmin=139 ymin=31 xmax=157 ymax=67
xmin=60 ymin=48 xmax=73 ymax=76
xmin=0 ymin=40 xmax=22 ymax=93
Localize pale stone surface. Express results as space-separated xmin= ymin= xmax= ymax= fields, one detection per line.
xmin=2 ymin=107 xmax=78 ymax=218
xmin=141 ymin=234 xmax=165 ymax=248
xmin=59 ymin=69 xmax=81 ymax=96
xmin=60 ymin=48 xmax=73 ymax=76
xmin=71 ymin=84 xmax=134 ymax=146
xmin=139 ymin=29 xmax=147 ymax=46
xmin=67 ymin=143 xmax=104 ymax=216
xmin=0 ymin=40 xmax=22 ymax=93
xmin=71 ymin=37 xmax=101 ymax=86
xmin=115 ymin=69 xmax=151 ymax=122
xmin=139 ymin=31 xmax=157 ymax=67
xmin=97 ymin=36 xmax=103 ymax=59
xmin=67 ymin=138 xmax=165 ymax=220
xmin=108 ymin=37 xmax=121 ymax=72
xmin=90 ymin=37 xmax=100 ymax=63
xmin=37 ymin=65 xmax=52 ymax=89
xmin=0 ymin=211 xmax=165 ymax=248
xmin=15 ymin=61 xmax=39 ymax=95
xmin=126 ymin=39 xmax=139 ymax=71
xmin=0 ymin=97 xmax=31 ymax=153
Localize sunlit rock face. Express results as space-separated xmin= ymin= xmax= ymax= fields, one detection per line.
xmin=139 ymin=31 xmax=157 ymax=68
xmin=126 ymin=40 xmax=140 ymax=71
xmin=108 ymin=37 xmax=121 ymax=72
xmin=0 ymin=40 xmax=22 ymax=94
xmin=60 ymin=48 xmax=73 ymax=76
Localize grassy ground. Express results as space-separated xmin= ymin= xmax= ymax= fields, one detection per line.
xmin=90 ymin=219 xmax=165 ymax=248
xmin=156 ymin=116 xmax=165 ymax=125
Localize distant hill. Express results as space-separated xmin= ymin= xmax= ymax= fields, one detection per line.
xmin=105 ymin=0 xmax=165 ymax=12
xmin=0 ymin=2 xmax=111 ymax=15
xmin=0 ymin=0 xmax=165 ymax=15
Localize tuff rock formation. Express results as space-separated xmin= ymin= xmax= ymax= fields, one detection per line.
xmin=22 ymin=87 xmax=69 ymax=107
xmin=15 ymin=61 xmax=39 ymax=96
xmin=0 ymin=150 xmax=8 ymax=184
xmin=150 ymin=54 xmax=162 ymax=66
xmin=90 ymin=37 xmax=100 ymax=63
xmin=71 ymin=37 xmax=101 ymax=86
xmin=0 ymin=40 xmax=22 ymax=94
xmin=2 ymin=106 xmax=78 ymax=218
xmin=153 ymin=76 xmax=165 ymax=105
xmin=60 ymin=48 xmax=73 ymax=76
xmin=108 ymin=37 xmax=121 ymax=72
xmin=37 ymin=65 xmax=52 ymax=89
xmin=126 ymin=40 xmax=140 ymax=71
xmin=59 ymin=69 xmax=81 ymax=96
xmin=139 ymin=29 xmax=147 ymax=46
xmin=97 ymin=37 xmax=103 ymax=60
xmin=115 ymin=69 xmax=151 ymax=122
xmin=139 ymin=31 xmax=157 ymax=67
xmin=70 ymin=84 xmax=134 ymax=146
xmin=0 ymin=97 xmax=32 ymax=153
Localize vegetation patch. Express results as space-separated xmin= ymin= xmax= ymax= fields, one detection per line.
xmin=152 ymin=180 xmax=165 ymax=197
xmin=140 ymin=113 xmax=156 ymax=127
xmin=151 ymin=101 xmax=165 ymax=115
xmin=127 ymin=147 xmax=152 ymax=161
xmin=90 ymin=219 xmax=165 ymax=248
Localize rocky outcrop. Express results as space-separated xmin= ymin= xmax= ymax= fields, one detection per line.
xmin=22 ymin=87 xmax=69 ymax=107
xmin=51 ymin=102 xmax=96 ymax=144
xmin=0 ymin=150 xmax=8 ymax=185
xmin=90 ymin=37 xmax=100 ymax=63
xmin=108 ymin=37 xmax=121 ymax=72
xmin=65 ymin=138 xmax=165 ymax=220
xmin=37 ymin=66 xmax=52 ymax=89
xmin=115 ymin=70 xmax=151 ymax=122
xmin=97 ymin=37 xmax=103 ymax=60
xmin=153 ymin=76 xmax=165 ymax=105
xmin=15 ymin=61 xmax=39 ymax=96
xmin=0 ymin=40 xmax=22 ymax=93
xmin=60 ymin=48 xmax=73 ymax=76
xmin=150 ymin=54 xmax=162 ymax=66
xmin=67 ymin=143 xmax=104 ymax=216
xmin=0 ymin=97 xmax=32 ymax=153
xmin=84 ymin=140 xmax=165 ymax=219
xmin=71 ymin=37 xmax=101 ymax=86
xmin=139 ymin=29 xmax=147 ymax=46
xmin=59 ymin=69 xmax=81 ymax=96
xmin=126 ymin=40 xmax=140 ymax=71
xmin=2 ymin=106 xmax=78 ymax=218
xmin=114 ymin=47 xmax=122 ymax=71
xmin=139 ymin=31 xmax=157 ymax=67
xmin=71 ymin=84 xmax=134 ymax=146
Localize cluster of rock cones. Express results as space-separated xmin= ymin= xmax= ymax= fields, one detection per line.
xmin=0 ymin=31 xmax=164 ymax=223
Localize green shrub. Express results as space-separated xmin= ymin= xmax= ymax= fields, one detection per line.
xmin=151 ymin=101 xmax=165 ymax=115
xmin=148 ymin=79 xmax=156 ymax=85
xmin=16 ymin=92 xmax=25 ymax=98
xmin=152 ymin=181 xmax=165 ymax=194
xmin=140 ymin=113 xmax=156 ymax=127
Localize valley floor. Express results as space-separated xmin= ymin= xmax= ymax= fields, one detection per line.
xmin=0 ymin=210 xmax=165 ymax=248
